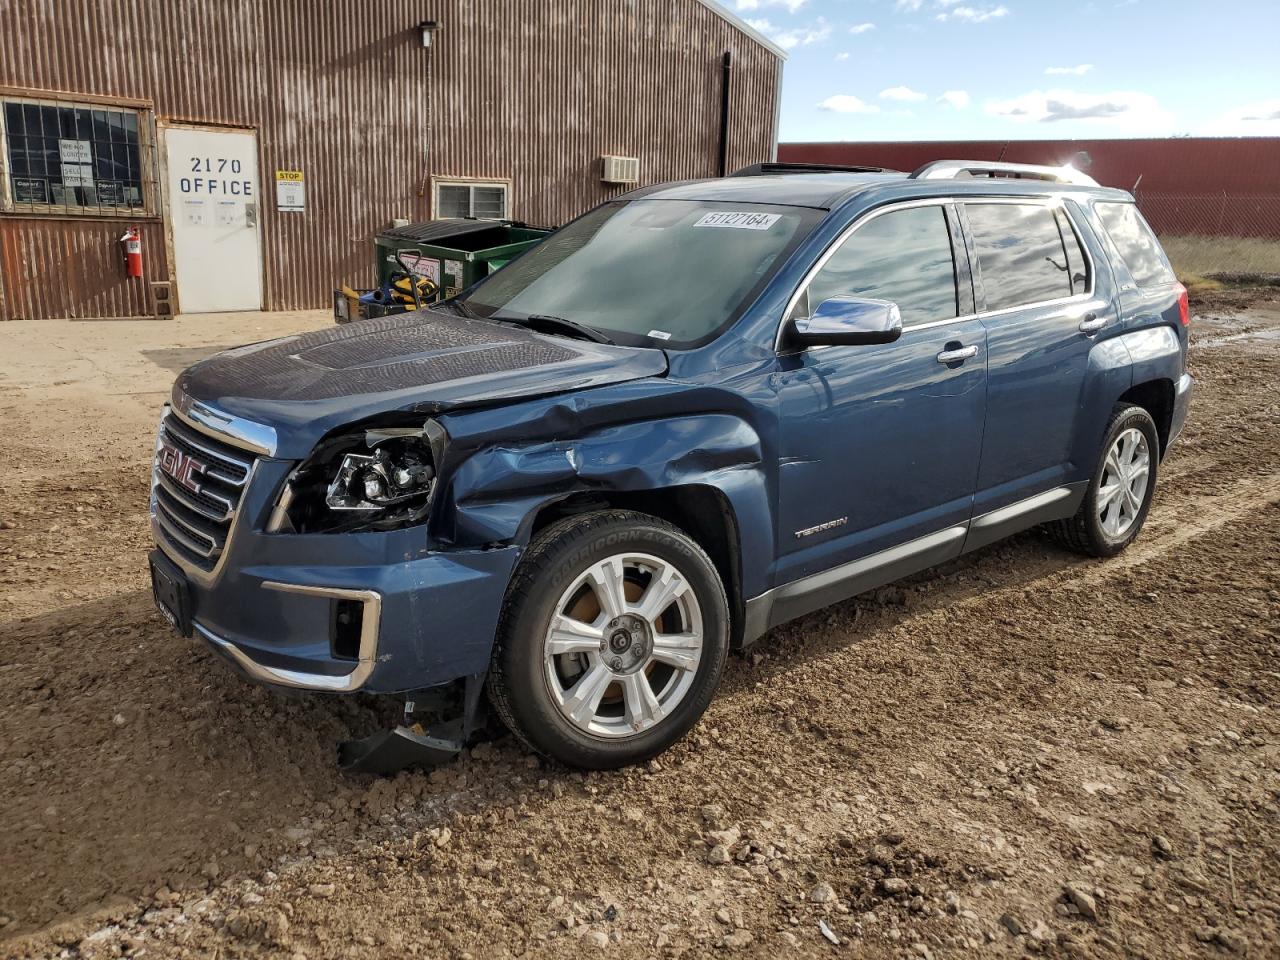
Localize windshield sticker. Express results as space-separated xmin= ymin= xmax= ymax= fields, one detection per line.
xmin=694 ymin=212 xmax=782 ymax=231
xmin=647 ymin=330 xmax=672 ymax=340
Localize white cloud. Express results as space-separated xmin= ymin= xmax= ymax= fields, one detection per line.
xmin=734 ymin=0 xmax=807 ymax=13
xmin=818 ymin=94 xmax=880 ymax=114
xmin=937 ymin=4 xmax=1009 ymax=22
xmin=987 ymin=88 xmax=1172 ymax=130
xmin=881 ymin=85 xmax=928 ymax=102
xmin=849 ymin=22 xmax=876 ymax=34
xmin=938 ymin=89 xmax=971 ymax=109
xmin=835 ymin=52 xmax=851 ymax=61
xmin=1203 ymin=98 xmax=1280 ymax=136
xmin=895 ymin=0 xmax=924 ymax=10
xmin=745 ymin=16 xmax=831 ymax=49
xmin=1045 ymin=64 xmax=1094 ymax=75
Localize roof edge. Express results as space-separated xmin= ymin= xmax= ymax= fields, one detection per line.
xmin=693 ymin=0 xmax=789 ymax=60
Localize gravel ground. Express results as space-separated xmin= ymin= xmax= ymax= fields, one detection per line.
xmin=1 ymin=297 xmax=1277 ymax=959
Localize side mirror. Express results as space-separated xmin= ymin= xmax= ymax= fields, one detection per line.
xmin=788 ymin=296 xmax=903 ymax=348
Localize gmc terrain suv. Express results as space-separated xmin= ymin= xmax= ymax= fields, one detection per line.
xmin=150 ymin=160 xmax=1192 ymax=771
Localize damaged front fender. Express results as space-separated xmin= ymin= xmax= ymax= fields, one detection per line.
xmin=431 ymin=389 xmax=777 ymax=600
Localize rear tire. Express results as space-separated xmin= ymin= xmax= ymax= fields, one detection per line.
xmin=1047 ymin=404 xmax=1159 ymax=557
xmin=488 ymin=510 xmax=729 ymax=770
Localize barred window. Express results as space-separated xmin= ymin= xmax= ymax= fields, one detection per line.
xmin=1 ymin=96 xmax=154 ymax=215
xmin=434 ymin=178 xmax=508 ymax=220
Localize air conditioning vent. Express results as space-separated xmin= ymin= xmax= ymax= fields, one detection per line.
xmin=601 ymin=155 xmax=640 ymax=185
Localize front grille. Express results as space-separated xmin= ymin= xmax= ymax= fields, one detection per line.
xmin=152 ymin=411 xmax=256 ymax=573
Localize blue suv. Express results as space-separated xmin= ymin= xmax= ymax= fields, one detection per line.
xmin=149 ymin=160 xmax=1192 ymax=771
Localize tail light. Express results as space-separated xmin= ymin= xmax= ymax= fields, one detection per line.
xmin=1175 ymin=283 xmax=1190 ymax=326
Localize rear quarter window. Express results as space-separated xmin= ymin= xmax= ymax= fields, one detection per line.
xmin=1094 ymin=201 xmax=1176 ymax=288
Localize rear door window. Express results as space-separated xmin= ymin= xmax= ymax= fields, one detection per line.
xmin=964 ymin=202 xmax=1076 ymax=312
xmin=1095 ymin=201 xmax=1176 ymax=287
xmin=803 ymin=204 xmax=959 ymax=327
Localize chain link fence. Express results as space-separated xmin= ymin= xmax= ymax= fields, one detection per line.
xmin=1135 ymin=193 xmax=1280 ymax=281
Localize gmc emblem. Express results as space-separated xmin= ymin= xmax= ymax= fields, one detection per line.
xmin=158 ymin=441 xmax=208 ymax=493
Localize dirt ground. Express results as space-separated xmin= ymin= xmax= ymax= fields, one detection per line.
xmin=1 ymin=296 xmax=1277 ymax=960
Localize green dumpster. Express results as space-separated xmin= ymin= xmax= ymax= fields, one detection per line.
xmin=374 ymin=220 xmax=549 ymax=301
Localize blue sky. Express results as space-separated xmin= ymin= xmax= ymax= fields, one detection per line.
xmin=715 ymin=0 xmax=1280 ymax=141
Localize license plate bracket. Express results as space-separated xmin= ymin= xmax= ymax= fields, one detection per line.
xmin=149 ymin=549 xmax=193 ymax=638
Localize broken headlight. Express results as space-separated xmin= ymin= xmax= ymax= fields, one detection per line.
xmin=272 ymin=424 xmax=442 ymax=534
xmin=325 ymin=445 xmax=434 ymax=512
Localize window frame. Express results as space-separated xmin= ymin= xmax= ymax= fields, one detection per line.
xmin=777 ymin=197 xmax=973 ymax=352
xmin=430 ymin=176 xmax=511 ymax=221
xmin=0 ymin=89 xmax=158 ymax=218
xmin=959 ymin=197 xmax=1096 ymax=318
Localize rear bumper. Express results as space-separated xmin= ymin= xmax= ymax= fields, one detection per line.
xmin=1167 ymin=372 xmax=1193 ymax=453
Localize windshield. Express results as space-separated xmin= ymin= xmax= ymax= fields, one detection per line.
xmin=460 ymin=199 xmax=816 ymax=348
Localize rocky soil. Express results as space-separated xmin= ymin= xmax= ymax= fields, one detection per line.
xmin=0 ymin=300 xmax=1277 ymax=959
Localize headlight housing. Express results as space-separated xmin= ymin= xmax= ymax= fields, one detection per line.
xmin=324 ymin=444 xmax=434 ymax=512
xmin=271 ymin=423 xmax=443 ymax=534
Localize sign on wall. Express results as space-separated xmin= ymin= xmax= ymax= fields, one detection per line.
xmin=58 ymin=139 xmax=94 ymax=189
xmin=275 ymin=169 xmax=305 ymax=212
xmin=13 ymin=177 xmax=48 ymax=203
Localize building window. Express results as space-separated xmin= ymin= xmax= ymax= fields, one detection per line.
xmin=1 ymin=96 xmax=153 ymax=215
xmin=434 ymin=178 xmax=509 ymax=220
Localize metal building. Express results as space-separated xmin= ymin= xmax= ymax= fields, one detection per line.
xmin=0 ymin=0 xmax=784 ymax=321
xmin=780 ymin=138 xmax=1280 ymax=239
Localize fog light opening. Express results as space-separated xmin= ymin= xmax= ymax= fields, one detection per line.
xmin=332 ymin=599 xmax=364 ymax=661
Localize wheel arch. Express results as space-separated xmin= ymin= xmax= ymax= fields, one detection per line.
xmin=528 ymin=485 xmax=746 ymax=647
xmin=1118 ymin=377 xmax=1175 ymax=457
xmin=436 ymin=412 xmax=774 ymax=647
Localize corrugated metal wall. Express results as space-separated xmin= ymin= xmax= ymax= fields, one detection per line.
xmin=430 ymin=0 xmax=779 ymax=225
xmin=0 ymin=217 xmax=163 ymax=320
xmin=779 ymin=137 xmax=1280 ymax=237
xmin=779 ymin=138 xmax=1280 ymax=196
xmin=0 ymin=0 xmax=780 ymax=320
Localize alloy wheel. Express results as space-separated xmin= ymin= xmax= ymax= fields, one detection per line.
xmin=542 ymin=552 xmax=704 ymax=739
xmin=1097 ymin=427 xmax=1151 ymax=539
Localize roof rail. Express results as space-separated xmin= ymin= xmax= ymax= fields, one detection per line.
xmin=909 ymin=160 xmax=1098 ymax=187
xmin=732 ymin=161 xmax=895 ymax=178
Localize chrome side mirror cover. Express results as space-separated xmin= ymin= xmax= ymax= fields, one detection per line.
xmin=788 ymin=296 xmax=903 ymax=348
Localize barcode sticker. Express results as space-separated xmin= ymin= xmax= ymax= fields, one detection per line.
xmin=693 ymin=212 xmax=782 ymax=230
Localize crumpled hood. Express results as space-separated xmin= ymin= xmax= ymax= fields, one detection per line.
xmin=176 ymin=310 xmax=668 ymax=458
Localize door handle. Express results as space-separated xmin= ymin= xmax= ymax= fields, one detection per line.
xmin=936 ymin=345 xmax=979 ymax=364
xmin=1078 ymin=313 xmax=1107 ymax=334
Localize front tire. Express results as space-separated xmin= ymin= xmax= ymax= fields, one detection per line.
xmin=488 ymin=510 xmax=729 ymax=770
xmin=1048 ymin=404 xmax=1160 ymax=557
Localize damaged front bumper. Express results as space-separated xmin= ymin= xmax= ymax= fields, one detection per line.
xmin=153 ymin=457 xmax=522 ymax=695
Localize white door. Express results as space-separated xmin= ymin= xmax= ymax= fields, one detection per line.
xmin=165 ymin=126 xmax=263 ymax=313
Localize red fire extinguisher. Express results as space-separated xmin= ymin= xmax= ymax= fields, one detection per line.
xmin=120 ymin=226 xmax=143 ymax=278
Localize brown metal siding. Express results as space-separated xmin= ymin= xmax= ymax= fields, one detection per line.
xmin=430 ymin=0 xmax=779 ymax=226
xmin=0 ymin=0 xmax=779 ymax=320
xmin=0 ymin=218 xmax=161 ymax=320
xmin=779 ymin=138 xmax=1280 ymax=238
xmin=779 ymin=138 xmax=1280 ymax=196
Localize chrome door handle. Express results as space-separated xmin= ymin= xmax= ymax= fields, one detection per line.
xmin=936 ymin=345 xmax=979 ymax=364
xmin=1079 ymin=314 xmax=1107 ymax=334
